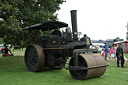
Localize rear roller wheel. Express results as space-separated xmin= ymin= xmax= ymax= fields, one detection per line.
xmin=24 ymin=45 xmax=45 ymax=72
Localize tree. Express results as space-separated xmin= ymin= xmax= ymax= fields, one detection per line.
xmin=0 ymin=0 xmax=65 ymax=48
xmin=0 ymin=38 xmax=4 ymax=44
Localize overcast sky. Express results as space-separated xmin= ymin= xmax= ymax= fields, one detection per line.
xmin=57 ymin=0 xmax=128 ymax=40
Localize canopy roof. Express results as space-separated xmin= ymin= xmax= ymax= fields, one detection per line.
xmin=23 ymin=21 xmax=68 ymax=31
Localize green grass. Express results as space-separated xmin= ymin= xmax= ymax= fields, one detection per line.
xmin=0 ymin=53 xmax=128 ymax=85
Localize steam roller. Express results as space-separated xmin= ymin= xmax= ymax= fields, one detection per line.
xmin=24 ymin=10 xmax=108 ymax=80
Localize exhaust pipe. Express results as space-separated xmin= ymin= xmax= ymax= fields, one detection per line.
xmin=70 ymin=10 xmax=78 ymax=40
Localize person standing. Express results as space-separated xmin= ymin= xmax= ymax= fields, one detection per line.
xmin=109 ymin=46 xmax=115 ymax=61
xmin=116 ymin=43 xmax=124 ymax=68
xmin=101 ymin=48 xmax=105 ymax=58
xmin=113 ymin=44 xmax=117 ymax=60
xmin=103 ymin=43 xmax=108 ymax=61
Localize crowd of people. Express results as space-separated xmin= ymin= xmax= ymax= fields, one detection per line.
xmin=101 ymin=42 xmax=128 ymax=68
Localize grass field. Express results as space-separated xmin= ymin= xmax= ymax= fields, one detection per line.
xmin=0 ymin=51 xmax=128 ymax=85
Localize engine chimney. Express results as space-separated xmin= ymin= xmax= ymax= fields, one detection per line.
xmin=70 ymin=10 xmax=78 ymax=40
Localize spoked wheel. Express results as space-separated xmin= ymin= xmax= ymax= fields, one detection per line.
xmin=69 ymin=55 xmax=88 ymax=80
xmin=24 ymin=45 xmax=45 ymax=72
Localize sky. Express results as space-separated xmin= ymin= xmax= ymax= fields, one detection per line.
xmin=57 ymin=0 xmax=128 ymax=40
